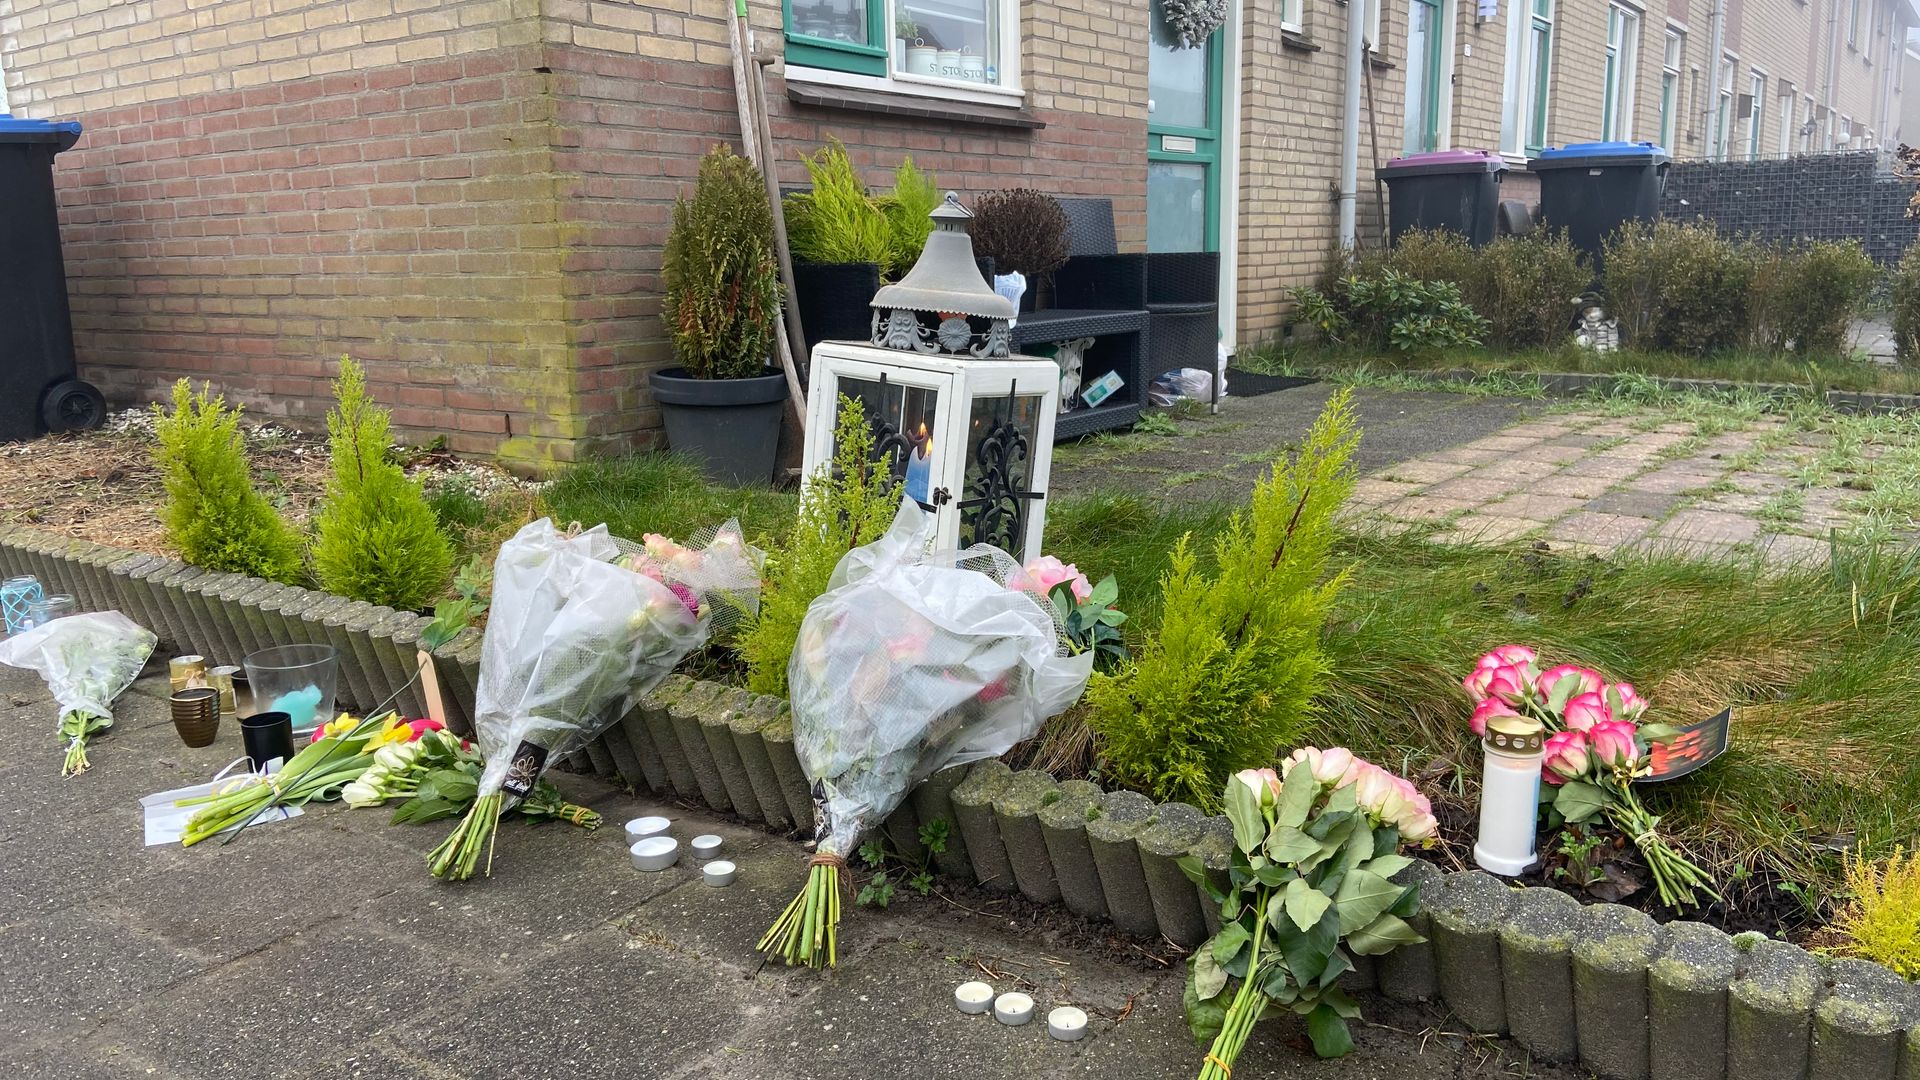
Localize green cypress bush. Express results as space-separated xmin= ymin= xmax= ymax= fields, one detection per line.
xmin=1895 ymin=246 xmax=1920 ymax=365
xmin=664 ymin=145 xmax=783 ymax=380
xmin=310 ymin=358 xmax=454 ymax=610
xmin=150 ymin=380 xmax=304 ymax=583
xmin=1088 ymin=389 xmax=1360 ymax=811
xmin=738 ymin=396 xmax=900 ymax=697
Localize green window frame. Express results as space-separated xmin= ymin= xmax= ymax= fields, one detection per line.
xmin=783 ymin=0 xmax=889 ymax=77
xmin=1527 ymin=0 xmax=1553 ymax=155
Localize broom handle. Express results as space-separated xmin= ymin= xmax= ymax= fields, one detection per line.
xmin=731 ymin=0 xmax=810 ymax=419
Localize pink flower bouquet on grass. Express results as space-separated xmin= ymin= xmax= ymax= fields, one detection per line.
xmin=1463 ymin=646 xmax=1717 ymax=909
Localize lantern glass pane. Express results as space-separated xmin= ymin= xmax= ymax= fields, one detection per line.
xmin=834 ymin=376 xmax=940 ymax=505
xmin=958 ymin=391 xmax=1042 ymax=553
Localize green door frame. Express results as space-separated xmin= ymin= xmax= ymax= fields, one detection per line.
xmin=1146 ymin=11 xmax=1224 ymax=252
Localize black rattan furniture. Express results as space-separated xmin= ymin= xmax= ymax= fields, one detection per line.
xmin=1143 ymin=249 xmax=1220 ymax=384
xmin=1029 ymin=198 xmax=1152 ymax=438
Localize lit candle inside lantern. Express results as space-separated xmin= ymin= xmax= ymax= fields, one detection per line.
xmin=904 ymin=424 xmax=932 ymax=505
xmin=1474 ymin=713 xmax=1545 ymax=876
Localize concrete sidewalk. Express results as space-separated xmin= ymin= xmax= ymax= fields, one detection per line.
xmin=0 ymin=664 xmax=1573 ymax=1080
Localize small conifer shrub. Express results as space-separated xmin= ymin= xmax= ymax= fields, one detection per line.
xmin=310 ymin=358 xmax=454 ymax=610
xmin=738 ymin=396 xmax=900 ymax=697
xmin=150 ymin=379 xmax=304 ymax=583
xmin=1831 ymin=847 xmax=1920 ymax=979
xmin=1087 ymin=389 xmax=1360 ymax=810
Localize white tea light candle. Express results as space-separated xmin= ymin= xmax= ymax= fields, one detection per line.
xmin=1047 ymin=1006 xmax=1088 ymax=1041
xmin=624 ymin=816 xmax=670 ymax=844
xmin=691 ymin=834 xmax=724 ymax=860
xmin=702 ymin=859 xmax=737 ymax=887
xmin=954 ymin=982 xmax=994 ymax=1014
xmin=1474 ymin=713 xmax=1546 ymax=876
xmin=993 ymin=992 xmax=1034 ymax=1026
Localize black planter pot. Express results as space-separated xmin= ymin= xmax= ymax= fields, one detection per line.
xmin=648 ymin=367 xmax=788 ymax=486
xmin=792 ymin=261 xmax=882 ymax=356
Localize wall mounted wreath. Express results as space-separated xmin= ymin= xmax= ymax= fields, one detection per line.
xmin=1162 ymin=0 xmax=1228 ymax=49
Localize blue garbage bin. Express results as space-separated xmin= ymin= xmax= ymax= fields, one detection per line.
xmin=1528 ymin=140 xmax=1670 ymax=276
xmin=0 ymin=115 xmax=102 ymax=440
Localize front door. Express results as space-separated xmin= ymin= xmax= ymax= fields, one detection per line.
xmin=1146 ymin=0 xmax=1222 ymax=252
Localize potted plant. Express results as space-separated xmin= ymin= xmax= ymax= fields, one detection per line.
xmin=969 ymin=188 xmax=1070 ymax=311
xmin=652 ymin=145 xmax=788 ymax=486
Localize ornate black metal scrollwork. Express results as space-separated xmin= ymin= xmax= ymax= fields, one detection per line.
xmin=957 ymin=383 xmax=1042 ymax=552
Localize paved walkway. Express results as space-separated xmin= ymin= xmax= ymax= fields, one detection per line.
xmin=1350 ymin=409 xmax=1905 ymax=564
xmin=1 ymin=665 xmax=1574 ymax=1080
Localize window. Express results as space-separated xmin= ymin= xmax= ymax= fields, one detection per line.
xmin=1849 ymin=0 xmax=1863 ymax=47
xmin=785 ymin=0 xmax=1019 ymax=96
xmin=1777 ymin=92 xmax=1794 ymax=156
xmin=1713 ymin=56 xmax=1735 ymax=159
xmin=1366 ymin=0 xmax=1382 ymax=51
xmin=1603 ymin=4 xmax=1642 ymax=141
xmin=1500 ymin=0 xmax=1554 ymax=156
xmin=1404 ymin=0 xmax=1449 ymax=152
xmin=1659 ymin=28 xmax=1684 ymax=149
xmin=1282 ymin=0 xmax=1304 ymax=33
xmin=1839 ymin=113 xmax=1852 ymax=147
xmin=1743 ymin=73 xmax=1765 ymax=159
xmin=1803 ymin=94 xmax=1816 ymax=151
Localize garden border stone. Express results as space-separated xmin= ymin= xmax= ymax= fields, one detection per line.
xmin=1190 ymin=816 xmax=1233 ymax=937
xmin=10 ymin=526 xmax=1920 ymax=1080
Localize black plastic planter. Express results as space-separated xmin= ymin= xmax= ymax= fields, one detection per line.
xmin=648 ymin=367 xmax=788 ymax=487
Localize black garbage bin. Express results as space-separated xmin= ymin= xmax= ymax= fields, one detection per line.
xmin=0 ymin=115 xmax=103 ymax=441
xmin=1528 ymin=140 xmax=1670 ymax=276
xmin=1377 ymin=150 xmax=1508 ymax=247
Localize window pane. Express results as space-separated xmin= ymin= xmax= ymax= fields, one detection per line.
xmin=1403 ymin=0 xmax=1435 ymax=152
xmin=792 ymin=0 xmax=871 ymax=45
xmin=834 ymin=377 xmax=939 ymax=503
xmin=1148 ymin=161 xmax=1208 ymax=252
xmin=1148 ymin=0 xmax=1210 ymax=129
xmin=1530 ymin=23 xmax=1551 ymax=149
xmin=959 ymin=393 xmax=1042 ymax=553
xmin=896 ymin=0 xmax=999 ymax=84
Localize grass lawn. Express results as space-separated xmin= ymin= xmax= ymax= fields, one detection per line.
xmin=1244 ymin=342 xmax=1920 ymax=397
xmin=532 ymin=415 xmax=1920 ymax=930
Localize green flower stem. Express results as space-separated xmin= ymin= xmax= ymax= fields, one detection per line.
xmin=758 ymin=861 xmax=843 ymax=968
xmin=428 ymin=791 xmax=505 ymax=880
xmin=1199 ymin=888 xmax=1270 ymax=1080
xmin=1608 ymin=785 xmax=1720 ymax=909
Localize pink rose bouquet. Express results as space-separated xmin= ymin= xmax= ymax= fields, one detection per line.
xmin=1181 ymin=748 xmax=1437 ymax=1071
xmin=1462 ymin=646 xmax=1712 ymax=909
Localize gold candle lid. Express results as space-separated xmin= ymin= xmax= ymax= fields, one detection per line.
xmin=1485 ymin=713 xmax=1544 ymax=755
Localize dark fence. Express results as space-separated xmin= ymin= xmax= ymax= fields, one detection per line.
xmin=1660 ymin=150 xmax=1920 ymax=265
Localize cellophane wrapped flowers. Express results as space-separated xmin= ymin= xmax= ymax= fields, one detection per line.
xmin=758 ymin=499 xmax=1095 ymax=967
xmin=1464 ymin=646 xmax=1716 ymax=908
xmin=0 ymin=610 xmax=156 ymax=776
xmin=1182 ymin=749 xmax=1437 ymax=1073
xmin=428 ymin=517 xmax=761 ymax=881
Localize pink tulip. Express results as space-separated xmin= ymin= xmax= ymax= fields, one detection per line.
xmin=1563 ymin=691 xmax=1613 ymax=732
xmin=406 ymin=718 xmax=445 ymax=741
xmin=1536 ymin=664 xmax=1604 ymax=699
xmin=1018 ymin=555 xmax=1093 ymax=603
xmin=1477 ymin=645 xmax=1538 ymax=671
xmin=1588 ymin=719 xmax=1641 ymax=772
xmin=1470 ymin=697 xmax=1519 ymax=737
xmin=1542 ymin=729 xmax=1591 ymax=785
xmin=1612 ymin=682 xmax=1650 ymax=720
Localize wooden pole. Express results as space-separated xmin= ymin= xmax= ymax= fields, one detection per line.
xmin=728 ymin=0 xmax=808 ymax=420
xmin=1363 ymin=51 xmax=1389 ymax=249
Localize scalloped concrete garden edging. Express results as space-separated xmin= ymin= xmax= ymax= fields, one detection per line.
xmin=5 ymin=525 xmax=1919 ymax=1079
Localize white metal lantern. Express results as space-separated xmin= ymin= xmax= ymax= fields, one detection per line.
xmin=800 ymin=191 xmax=1059 ymax=563
xmin=803 ymin=344 xmax=1059 ymax=563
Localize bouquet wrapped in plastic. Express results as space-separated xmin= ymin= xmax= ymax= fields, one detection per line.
xmin=759 ymin=499 xmax=1095 ymax=967
xmin=429 ymin=517 xmax=762 ymax=880
xmin=0 ymin=611 xmax=157 ymax=776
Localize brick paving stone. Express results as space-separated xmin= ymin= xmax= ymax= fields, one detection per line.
xmin=1726 ymin=471 xmax=1793 ymax=494
xmin=1581 ymin=489 xmax=1684 ymax=518
xmin=1381 ymin=495 xmax=1480 ymax=522
xmin=1351 ymin=478 xmax=1426 ymax=507
xmin=1526 ymin=443 xmax=1591 ymax=464
xmin=1542 ymin=433 xmax=1616 ymax=449
xmin=1499 ymin=422 xmax=1575 ymax=439
xmin=1544 ymin=511 xmax=1656 ymax=547
xmin=1560 ymin=456 xmax=1645 ymax=480
xmin=1655 ymin=422 xmax=1695 ymax=434
xmin=1429 ymin=514 xmax=1544 ymax=545
xmin=1379 ymin=459 xmax=1474 ymax=484
xmin=1761 ymin=532 xmax=1831 ymax=566
xmin=1655 ymin=509 xmax=1763 ymax=545
xmin=1583 ymin=421 xmax=1639 ymax=437
xmin=1463 ymin=434 xmax=1547 ymax=453
xmin=1629 ymin=468 xmax=1723 ymax=495
xmin=1496 ymin=457 xmax=1568 ymax=480
xmin=1489 ymin=492 xmax=1589 ymax=522
xmin=1696 ymin=492 xmax=1771 ymax=513
xmin=1525 ymin=471 xmax=1613 ymax=499
xmin=1424 ymin=446 xmax=1507 ymax=466
xmin=1422 ymin=474 xmax=1529 ymax=502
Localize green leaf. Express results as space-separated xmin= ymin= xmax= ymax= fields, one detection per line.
xmin=1345 ymin=913 xmax=1426 ymax=955
xmin=1176 ymin=854 xmax=1211 ymax=888
xmin=1335 ymin=819 xmax=1375 ymax=875
xmin=1097 ymin=608 xmax=1128 ymax=627
xmin=1325 ymin=782 xmax=1357 ymax=816
xmin=1305 ymin=1004 xmax=1356 ymax=1058
xmin=1388 ymin=883 xmax=1421 ymax=918
xmin=1225 ymin=777 xmax=1267 ymax=856
xmin=1278 ymin=760 xmax=1318 ymax=829
xmin=1554 ymin=780 xmax=1609 ymax=824
xmin=1184 ymin=970 xmax=1229 ymax=1046
xmin=1316 ymin=948 xmax=1353 ymax=990
xmin=1322 ymin=984 xmax=1363 ymax=1019
xmin=1283 ymin=877 xmax=1333 ymax=932
xmin=1637 ymin=722 xmax=1682 ymax=742
xmin=1267 ymin=826 xmax=1321 ymax=865
xmin=1250 ymin=861 xmax=1295 ymax=888
xmin=1274 ymin=906 xmax=1340 ymax=987
xmin=1089 ymin=574 xmax=1119 ymax=606
xmin=1191 ymin=944 xmax=1229 ymax=1001
xmin=1366 ymin=853 xmax=1413 ymax=880
xmin=1211 ymin=921 xmax=1252 ymax=968
xmin=1333 ymin=868 xmax=1403 ymax=934
xmin=1548 ymin=672 xmax=1581 ymax=712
